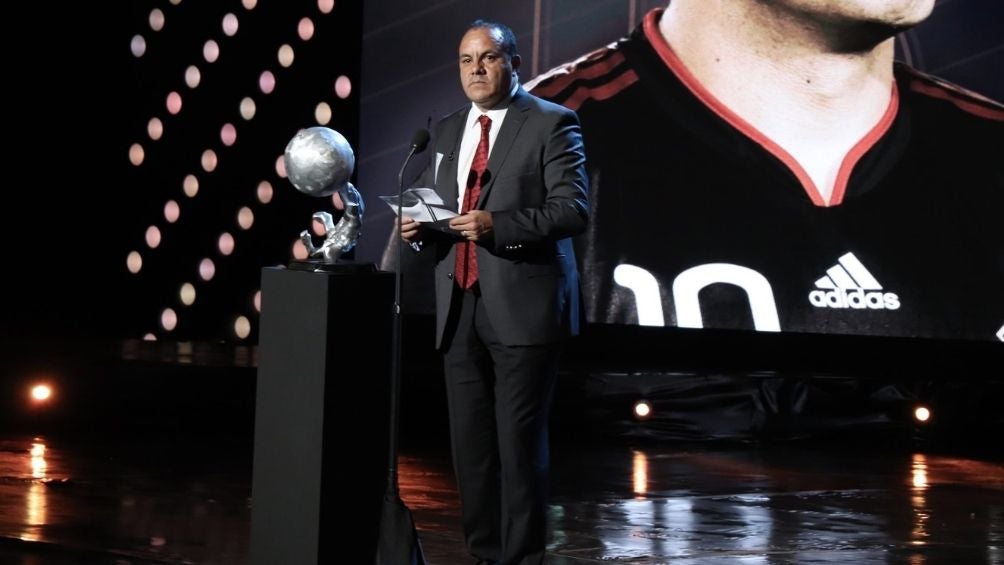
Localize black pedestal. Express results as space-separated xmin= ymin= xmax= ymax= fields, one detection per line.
xmin=250 ymin=265 xmax=394 ymax=565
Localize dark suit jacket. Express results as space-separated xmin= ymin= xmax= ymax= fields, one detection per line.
xmin=416 ymin=87 xmax=589 ymax=347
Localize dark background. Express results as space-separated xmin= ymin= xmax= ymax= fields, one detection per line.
xmin=0 ymin=1 xmax=999 ymax=442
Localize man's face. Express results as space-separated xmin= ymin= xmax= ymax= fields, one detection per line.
xmin=767 ymin=0 xmax=934 ymax=29
xmin=459 ymin=27 xmax=519 ymax=111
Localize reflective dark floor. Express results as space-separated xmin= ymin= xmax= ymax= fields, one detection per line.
xmin=1 ymin=431 xmax=1003 ymax=564
xmin=0 ymin=338 xmax=1001 ymax=564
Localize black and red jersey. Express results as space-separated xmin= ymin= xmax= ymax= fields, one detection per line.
xmin=529 ymin=9 xmax=1004 ymax=342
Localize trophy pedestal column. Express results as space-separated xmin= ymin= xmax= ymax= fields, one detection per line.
xmin=250 ymin=265 xmax=394 ymax=565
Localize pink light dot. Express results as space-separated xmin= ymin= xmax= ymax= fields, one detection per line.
xmin=149 ymin=9 xmax=165 ymax=31
xmin=183 ymin=174 xmax=199 ymax=197
xmin=237 ymin=207 xmax=255 ymax=230
xmin=199 ymin=258 xmax=216 ymax=281
xmin=160 ymin=308 xmax=177 ymax=331
xmin=147 ymin=117 xmax=163 ymax=140
xmin=257 ymin=180 xmax=273 ymax=204
xmin=218 ymin=232 xmax=235 ymax=255
xmin=129 ymin=144 xmax=145 ymax=166
xmin=131 ymin=35 xmax=147 ymax=57
xmin=185 ymin=65 xmax=201 ymax=88
xmin=292 ymin=239 xmax=308 ymax=260
xmin=220 ymin=123 xmax=237 ymax=146
xmin=222 ymin=13 xmax=239 ymax=36
xmin=201 ymin=149 xmax=218 ymax=172
xmin=318 ymin=0 xmax=335 ymax=14
xmin=259 ymin=70 xmax=275 ymax=94
xmin=275 ymin=154 xmax=286 ymax=177
xmin=126 ymin=251 xmax=143 ymax=274
xmin=335 ymin=75 xmax=352 ymax=99
xmin=204 ymin=40 xmax=220 ymax=63
xmin=298 ymin=18 xmax=315 ymax=41
xmin=164 ymin=200 xmax=180 ymax=223
xmin=166 ymin=91 xmax=182 ymax=114
xmin=145 ymin=225 xmax=161 ymax=248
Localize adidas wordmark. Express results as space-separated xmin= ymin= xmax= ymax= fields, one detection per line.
xmin=808 ymin=252 xmax=900 ymax=310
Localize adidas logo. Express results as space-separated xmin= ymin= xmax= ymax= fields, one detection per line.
xmin=808 ymin=252 xmax=900 ymax=310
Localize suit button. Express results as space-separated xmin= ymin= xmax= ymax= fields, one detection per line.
xmin=447 ymin=273 xmax=454 ymax=280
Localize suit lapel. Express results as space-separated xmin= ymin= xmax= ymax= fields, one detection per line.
xmin=477 ymin=89 xmax=530 ymax=208
xmin=436 ymin=109 xmax=468 ymax=212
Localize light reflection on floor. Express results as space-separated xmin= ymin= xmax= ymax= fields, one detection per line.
xmin=0 ymin=435 xmax=1002 ymax=564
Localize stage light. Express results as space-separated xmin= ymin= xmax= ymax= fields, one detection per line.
xmin=218 ymin=232 xmax=235 ymax=255
xmin=149 ymin=8 xmax=165 ymax=32
xmin=129 ymin=143 xmax=145 ymax=166
xmin=126 ymin=251 xmax=143 ymax=274
xmin=145 ymin=225 xmax=161 ymax=248
xmin=274 ymin=154 xmax=286 ymax=177
xmin=318 ymin=0 xmax=335 ymax=14
xmin=148 ymin=117 xmax=163 ymax=140
xmin=256 ymin=181 xmax=273 ymax=204
xmin=292 ymin=238 xmax=308 ymax=260
xmin=203 ymin=40 xmax=220 ymax=64
xmin=130 ymin=35 xmax=146 ymax=58
xmin=240 ymin=97 xmax=256 ymax=120
xmin=315 ymin=102 xmax=332 ymax=125
xmin=30 ymin=385 xmax=52 ymax=403
xmin=164 ymin=200 xmax=180 ymax=223
xmin=913 ymin=406 xmax=931 ymax=423
xmin=259 ymin=71 xmax=276 ymax=95
xmin=298 ymin=18 xmax=315 ymax=41
xmin=201 ymin=149 xmax=218 ymax=172
xmin=278 ymin=44 xmax=295 ymax=68
xmin=222 ymin=13 xmax=239 ymax=37
xmin=199 ymin=258 xmax=216 ymax=281
xmin=161 ymin=308 xmax=178 ymax=331
xmin=254 ymin=290 xmax=261 ymax=312
xmin=185 ymin=65 xmax=201 ymax=88
xmin=234 ymin=316 xmax=251 ymax=339
xmin=180 ymin=282 xmax=196 ymax=306
xmin=166 ymin=91 xmax=182 ymax=114
xmin=633 ymin=400 xmax=651 ymax=420
xmin=238 ymin=206 xmax=254 ymax=229
xmin=183 ymin=174 xmax=199 ymax=197
xmin=221 ymin=123 xmax=237 ymax=146
xmin=335 ymin=75 xmax=352 ymax=99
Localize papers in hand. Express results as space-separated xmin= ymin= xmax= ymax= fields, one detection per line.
xmin=380 ymin=188 xmax=458 ymax=223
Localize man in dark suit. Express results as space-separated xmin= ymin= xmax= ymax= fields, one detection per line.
xmin=400 ymin=19 xmax=589 ymax=565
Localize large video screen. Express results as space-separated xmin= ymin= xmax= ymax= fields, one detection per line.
xmin=358 ymin=0 xmax=1003 ymax=343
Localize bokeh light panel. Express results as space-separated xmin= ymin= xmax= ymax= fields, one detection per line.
xmin=123 ymin=1 xmax=361 ymax=342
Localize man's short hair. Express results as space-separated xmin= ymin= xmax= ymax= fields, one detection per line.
xmin=469 ymin=19 xmax=518 ymax=60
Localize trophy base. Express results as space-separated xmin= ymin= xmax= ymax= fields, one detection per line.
xmin=287 ymin=259 xmax=377 ymax=274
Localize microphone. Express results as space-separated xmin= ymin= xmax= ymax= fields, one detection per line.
xmin=398 ymin=129 xmax=430 ymax=187
xmin=410 ymin=128 xmax=430 ymax=152
xmin=397 ymin=129 xmax=430 ymax=253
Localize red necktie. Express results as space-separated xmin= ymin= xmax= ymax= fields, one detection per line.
xmin=455 ymin=114 xmax=491 ymax=289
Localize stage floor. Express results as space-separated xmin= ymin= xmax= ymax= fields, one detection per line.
xmin=1 ymin=432 xmax=1002 ymax=564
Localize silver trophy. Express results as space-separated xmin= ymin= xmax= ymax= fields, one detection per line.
xmin=284 ymin=127 xmax=364 ymax=264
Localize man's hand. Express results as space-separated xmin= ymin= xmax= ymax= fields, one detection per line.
xmin=449 ymin=210 xmax=493 ymax=242
xmin=400 ymin=216 xmax=421 ymax=242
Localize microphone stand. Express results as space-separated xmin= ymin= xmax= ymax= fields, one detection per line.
xmin=387 ymin=143 xmax=421 ymax=498
xmin=376 ymin=133 xmax=428 ymax=565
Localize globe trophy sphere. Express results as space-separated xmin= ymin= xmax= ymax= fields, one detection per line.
xmin=284 ymin=126 xmax=355 ymax=197
xmin=283 ymin=126 xmax=365 ymax=266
